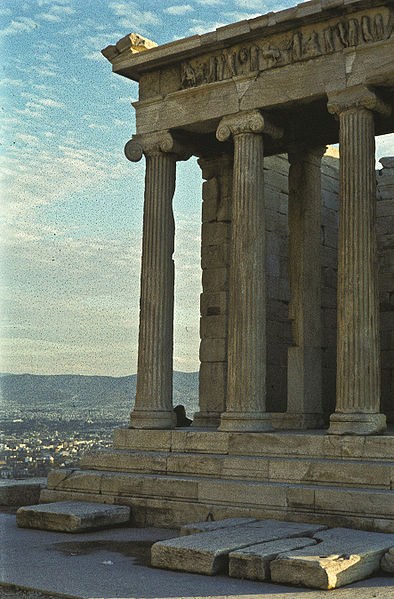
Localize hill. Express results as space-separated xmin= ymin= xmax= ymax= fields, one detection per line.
xmin=0 ymin=372 xmax=199 ymax=422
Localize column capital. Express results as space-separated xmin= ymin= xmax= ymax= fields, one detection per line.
xmin=216 ymin=110 xmax=283 ymax=143
xmin=327 ymin=86 xmax=391 ymax=118
xmin=124 ymin=131 xmax=192 ymax=162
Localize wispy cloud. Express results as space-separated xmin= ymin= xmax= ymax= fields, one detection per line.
xmin=51 ymin=5 xmax=76 ymax=15
xmin=87 ymin=123 xmax=110 ymax=131
xmin=39 ymin=98 xmax=65 ymax=108
xmin=36 ymin=0 xmax=74 ymax=6
xmin=84 ymin=51 xmax=105 ymax=62
xmin=117 ymin=96 xmax=137 ymax=104
xmin=195 ymin=0 xmax=224 ymax=5
xmin=2 ymin=141 xmax=138 ymax=221
xmin=233 ymin=0 xmax=273 ymax=9
xmin=32 ymin=65 xmax=58 ymax=77
xmin=36 ymin=12 xmax=62 ymax=23
xmin=223 ymin=10 xmax=261 ymax=21
xmin=0 ymin=77 xmax=25 ymax=88
xmin=20 ymin=94 xmax=65 ymax=109
xmin=39 ymin=54 xmax=53 ymax=63
xmin=13 ymin=107 xmax=44 ymax=119
xmin=75 ymin=31 xmax=124 ymax=56
xmin=187 ymin=20 xmax=224 ymax=35
xmin=164 ymin=5 xmax=194 ymax=15
xmin=114 ymin=119 xmax=130 ymax=127
xmin=0 ymin=17 xmax=39 ymax=37
xmin=15 ymin=133 xmax=40 ymax=146
xmin=32 ymin=83 xmax=54 ymax=92
xmin=109 ymin=1 xmax=161 ymax=30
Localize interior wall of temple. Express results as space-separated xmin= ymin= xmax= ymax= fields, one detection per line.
xmin=263 ymin=153 xmax=339 ymax=419
xmin=198 ymin=151 xmax=393 ymax=424
xmin=377 ymin=158 xmax=394 ymax=424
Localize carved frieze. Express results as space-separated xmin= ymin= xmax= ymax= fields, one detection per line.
xmin=180 ymin=9 xmax=393 ymax=90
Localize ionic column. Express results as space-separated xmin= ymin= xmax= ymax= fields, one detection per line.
xmin=124 ymin=132 xmax=190 ymax=429
xmin=282 ymin=146 xmax=326 ymax=430
xmin=216 ymin=110 xmax=283 ymax=432
xmin=327 ymin=86 xmax=390 ymax=435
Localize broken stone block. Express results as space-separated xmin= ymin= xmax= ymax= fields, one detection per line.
xmin=16 ymin=501 xmax=130 ymax=533
xmin=270 ymin=527 xmax=394 ymax=589
xmin=180 ymin=517 xmax=257 ymax=536
xmin=229 ymin=536 xmax=317 ymax=581
xmin=381 ymin=548 xmax=394 ymax=574
xmin=151 ymin=520 xmax=327 ymax=575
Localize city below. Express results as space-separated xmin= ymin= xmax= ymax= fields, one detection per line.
xmin=0 ymin=372 xmax=198 ymax=479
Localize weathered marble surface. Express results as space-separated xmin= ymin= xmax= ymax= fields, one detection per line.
xmin=271 ymin=527 xmax=394 ymax=589
xmin=16 ymin=501 xmax=130 ymax=533
xmin=229 ymin=536 xmax=317 ymax=580
xmin=151 ymin=520 xmax=326 ymax=574
xmin=180 ymin=517 xmax=257 ymax=536
xmin=381 ymin=547 xmax=394 ymax=573
xmin=0 ymin=478 xmax=46 ymax=507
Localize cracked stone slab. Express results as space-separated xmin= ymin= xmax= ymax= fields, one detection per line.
xmin=270 ymin=527 xmax=394 ymax=589
xmin=180 ymin=517 xmax=258 ymax=536
xmin=16 ymin=501 xmax=131 ymax=532
xmin=151 ymin=519 xmax=327 ymax=575
xmin=229 ymin=536 xmax=318 ymax=581
xmin=381 ymin=548 xmax=394 ymax=574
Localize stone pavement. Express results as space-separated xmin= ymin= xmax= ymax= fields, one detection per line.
xmin=1 ymin=513 xmax=393 ymax=599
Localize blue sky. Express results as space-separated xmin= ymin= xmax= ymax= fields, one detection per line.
xmin=1 ymin=0 xmax=393 ymax=376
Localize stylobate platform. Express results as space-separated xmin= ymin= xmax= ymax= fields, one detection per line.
xmin=40 ymin=429 xmax=394 ymax=533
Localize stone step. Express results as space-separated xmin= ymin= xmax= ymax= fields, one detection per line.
xmin=39 ymin=486 xmax=394 ymax=534
xmin=113 ymin=428 xmax=394 ymax=461
xmin=0 ymin=478 xmax=46 ymax=507
xmin=44 ymin=468 xmax=394 ymax=532
xmin=80 ymin=448 xmax=394 ymax=489
xmin=16 ymin=500 xmax=131 ymax=532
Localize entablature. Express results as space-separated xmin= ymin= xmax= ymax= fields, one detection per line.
xmin=102 ymin=0 xmax=394 ymax=145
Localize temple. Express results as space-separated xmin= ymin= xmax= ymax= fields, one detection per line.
xmin=41 ymin=0 xmax=394 ymax=532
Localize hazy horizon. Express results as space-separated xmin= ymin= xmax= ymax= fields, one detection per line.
xmin=0 ymin=370 xmax=199 ymax=377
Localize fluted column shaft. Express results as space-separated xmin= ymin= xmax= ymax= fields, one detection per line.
xmin=327 ymin=90 xmax=388 ymax=435
xmin=131 ymin=152 xmax=176 ymax=429
xmin=216 ymin=110 xmax=283 ymax=432
xmin=225 ymin=131 xmax=267 ymax=424
xmin=124 ymin=132 xmax=191 ymax=429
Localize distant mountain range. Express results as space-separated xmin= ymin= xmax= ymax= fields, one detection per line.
xmin=0 ymin=372 xmax=199 ymax=421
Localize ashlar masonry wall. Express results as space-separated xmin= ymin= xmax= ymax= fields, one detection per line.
xmin=197 ymin=151 xmax=393 ymax=426
xmin=377 ymin=158 xmax=394 ymax=424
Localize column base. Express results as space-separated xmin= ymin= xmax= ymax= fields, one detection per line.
xmin=328 ymin=412 xmax=387 ymax=436
xmin=192 ymin=411 xmax=221 ymax=428
xmin=129 ymin=409 xmax=176 ymax=430
xmin=273 ymin=412 xmax=326 ymax=430
xmin=218 ymin=411 xmax=273 ymax=432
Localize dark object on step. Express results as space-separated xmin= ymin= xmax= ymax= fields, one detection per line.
xmin=174 ymin=405 xmax=192 ymax=427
